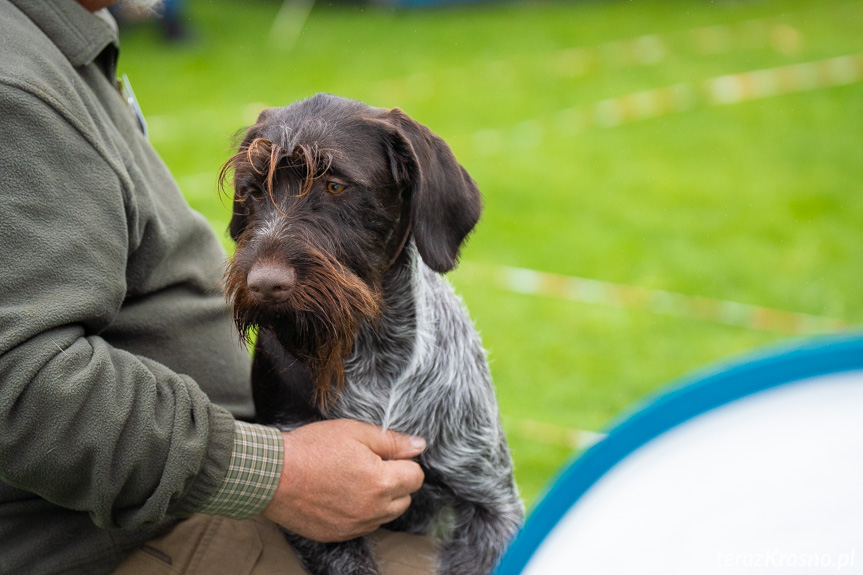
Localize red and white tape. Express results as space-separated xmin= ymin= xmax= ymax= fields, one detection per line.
xmin=457 ymin=261 xmax=849 ymax=335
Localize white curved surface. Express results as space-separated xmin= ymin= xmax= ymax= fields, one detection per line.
xmin=524 ymin=371 xmax=863 ymax=574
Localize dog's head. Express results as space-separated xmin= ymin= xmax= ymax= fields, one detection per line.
xmin=222 ymin=93 xmax=482 ymax=402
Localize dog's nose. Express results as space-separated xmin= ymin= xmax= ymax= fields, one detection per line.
xmin=247 ymin=264 xmax=296 ymax=302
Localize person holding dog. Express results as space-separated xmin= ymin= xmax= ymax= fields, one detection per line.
xmin=0 ymin=0 xmax=436 ymax=572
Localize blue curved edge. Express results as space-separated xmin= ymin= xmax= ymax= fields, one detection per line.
xmin=495 ymin=332 xmax=863 ymax=575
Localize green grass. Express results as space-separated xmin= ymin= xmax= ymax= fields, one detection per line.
xmin=117 ymin=0 xmax=863 ymax=506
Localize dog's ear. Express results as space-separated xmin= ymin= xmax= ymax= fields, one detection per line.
xmin=228 ymin=197 xmax=249 ymax=242
xmin=220 ymin=152 xmax=250 ymax=242
xmin=222 ymin=127 xmax=265 ymax=243
xmin=382 ymin=108 xmax=482 ymax=273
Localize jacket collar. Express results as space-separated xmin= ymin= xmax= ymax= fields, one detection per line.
xmin=8 ymin=0 xmax=118 ymax=68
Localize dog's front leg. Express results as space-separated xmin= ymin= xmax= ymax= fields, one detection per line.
xmin=425 ymin=436 xmax=524 ymax=574
xmin=438 ymin=495 xmax=522 ymax=575
xmin=284 ymin=532 xmax=379 ymax=575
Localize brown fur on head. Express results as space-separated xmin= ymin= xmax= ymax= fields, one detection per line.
xmin=219 ymin=137 xmax=333 ymax=202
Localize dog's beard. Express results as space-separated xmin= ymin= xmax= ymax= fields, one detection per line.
xmin=225 ymin=244 xmax=382 ymax=407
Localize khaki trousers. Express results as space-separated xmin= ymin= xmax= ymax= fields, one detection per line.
xmin=112 ymin=515 xmax=439 ymax=575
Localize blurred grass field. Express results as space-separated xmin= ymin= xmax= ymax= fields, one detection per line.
xmin=117 ymin=0 xmax=863 ymax=506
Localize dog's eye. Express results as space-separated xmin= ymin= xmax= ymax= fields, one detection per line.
xmin=238 ymin=187 xmax=264 ymax=201
xmin=326 ymin=182 xmax=347 ymax=195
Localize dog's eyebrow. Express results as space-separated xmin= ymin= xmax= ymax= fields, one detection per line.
xmin=326 ymin=162 xmax=371 ymax=188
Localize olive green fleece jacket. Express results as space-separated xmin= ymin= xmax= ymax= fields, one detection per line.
xmin=0 ymin=0 xmax=255 ymax=572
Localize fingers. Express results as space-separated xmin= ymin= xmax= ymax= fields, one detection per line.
xmin=386 ymin=494 xmax=413 ymax=521
xmin=382 ymin=459 xmax=425 ymax=496
xmin=349 ymin=494 xmax=414 ymax=540
xmin=360 ymin=424 xmax=427 ymax=460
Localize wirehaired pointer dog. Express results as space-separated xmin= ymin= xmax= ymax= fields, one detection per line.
xmin=223 ymin=94 xmax=523 ymax=575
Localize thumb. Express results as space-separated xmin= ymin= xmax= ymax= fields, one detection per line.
xmin=363 ymin=428 xmax=427 ymax=461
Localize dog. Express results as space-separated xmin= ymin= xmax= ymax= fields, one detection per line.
xmin=222 ymin=93 xmax=523 ymax=574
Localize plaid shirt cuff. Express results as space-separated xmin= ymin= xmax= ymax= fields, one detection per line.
xmin=198 ymin=421 xmax=284 ymax=519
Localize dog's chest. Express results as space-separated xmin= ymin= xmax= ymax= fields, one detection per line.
xmin=324 ymin=258 xmax=489 ymax=438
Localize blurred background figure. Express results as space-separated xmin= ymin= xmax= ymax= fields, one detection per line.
xmin=110 ymin=0 xmax=190 ymax=42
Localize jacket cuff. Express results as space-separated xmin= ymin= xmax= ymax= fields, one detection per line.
xmin=197 ymin=420 xmax=284 ymax=519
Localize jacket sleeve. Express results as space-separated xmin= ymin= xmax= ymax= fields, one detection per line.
xmin=0 ymin=82 xmax=236 ymax=529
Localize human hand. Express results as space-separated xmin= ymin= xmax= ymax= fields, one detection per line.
xmin=261 ymin=419 xmax=426 ymax=542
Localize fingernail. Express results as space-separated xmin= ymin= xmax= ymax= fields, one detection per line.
xmin=411 ymin=436 xmax=427 ymax=451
